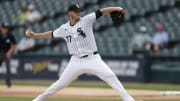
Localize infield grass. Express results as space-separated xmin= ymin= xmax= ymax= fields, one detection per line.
xmin=0 ymin=97 xmax=180 ymax=101
xmin=1 ymin=80 xmax=180 ymax=91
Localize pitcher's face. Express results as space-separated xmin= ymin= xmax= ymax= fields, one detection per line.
xmin=68 ymin=10 xmax=81 ymax=20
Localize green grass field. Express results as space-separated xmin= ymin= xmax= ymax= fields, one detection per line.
xmin=0 ymin=97 xmax=179 ymax=101
xmin=1 ymin=80 xmax=180 ymax=101
xmin=1 ymin=80 xmax=180 ymax=91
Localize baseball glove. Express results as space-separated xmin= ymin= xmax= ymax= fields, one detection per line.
xmin=110 ymin=9 xmax=126 ymax=26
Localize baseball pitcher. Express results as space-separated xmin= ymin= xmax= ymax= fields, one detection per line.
xmin=26 ymin=4 xmax=135 ymax=101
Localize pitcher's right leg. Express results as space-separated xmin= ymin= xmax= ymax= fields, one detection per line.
xmin=32 ymin=59 xmax=82 ymax=101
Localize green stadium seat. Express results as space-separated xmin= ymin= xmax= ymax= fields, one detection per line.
xmin=2 ymin=0 xmax=179 ymax=56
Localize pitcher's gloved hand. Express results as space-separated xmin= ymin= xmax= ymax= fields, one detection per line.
xmin=110 ymin=8 xmax=126 ymax=26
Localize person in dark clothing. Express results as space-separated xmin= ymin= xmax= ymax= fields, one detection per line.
xmin=0 ymin=23 xmax=17 ymax=88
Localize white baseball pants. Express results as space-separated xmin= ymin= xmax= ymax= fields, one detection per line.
xmin=32 ymin=54 xmax=135 ymax=101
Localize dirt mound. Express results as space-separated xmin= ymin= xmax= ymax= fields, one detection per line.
xmin=0 ymin=86 xmax=180 ymax=100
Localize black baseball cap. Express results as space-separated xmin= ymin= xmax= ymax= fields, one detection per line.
xmin=68 ymin=4 xmax=83 ymax=12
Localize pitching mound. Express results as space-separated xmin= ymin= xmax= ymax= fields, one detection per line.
xmin=0 ymin=86 xmax=180 ymax=100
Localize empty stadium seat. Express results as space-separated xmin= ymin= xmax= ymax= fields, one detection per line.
xmin=1 ymin=0 xmax=178 ymax=56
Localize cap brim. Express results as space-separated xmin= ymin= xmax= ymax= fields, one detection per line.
xmin=73 ymin=8 xmax=83 ymax=12
xmin=68 ymin=8 xmax=83 ymax=12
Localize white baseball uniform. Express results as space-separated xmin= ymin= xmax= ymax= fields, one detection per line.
xmin=32 ymin=11 xmax=135 ymax=101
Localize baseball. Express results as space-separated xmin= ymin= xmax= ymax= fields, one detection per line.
xmin=25 ymin=29 xmax=33 ymax=37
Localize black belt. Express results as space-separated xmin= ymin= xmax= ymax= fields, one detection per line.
xmin=80 ymin=51 xmax=98 ymax=58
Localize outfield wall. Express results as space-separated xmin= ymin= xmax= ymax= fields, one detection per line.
xmin=0 ymin=55 xmax=146 ymax=82
xmin=0 ymin=55 xmax=180 ymax=83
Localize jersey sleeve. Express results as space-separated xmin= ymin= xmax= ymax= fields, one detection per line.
xmin=83 ymin=10 xmax=102 ymax=23
xmin=83 ymin=10 xmax=103 ymax=26
xmin=52 ymin=25 xmax=65 ymax=38
xmin=83 ymin=12 xmax=96 ymax=24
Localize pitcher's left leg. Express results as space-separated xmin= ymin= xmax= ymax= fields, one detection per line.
xmin=90 ymin=56 xmax=135 ymax=101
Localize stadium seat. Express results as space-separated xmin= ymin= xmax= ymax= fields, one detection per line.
xmin=1 ymin=0 xmax=178 ymax=56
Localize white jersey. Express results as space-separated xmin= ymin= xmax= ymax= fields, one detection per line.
xmin=52 ymin=12 xmax=97 ymax=55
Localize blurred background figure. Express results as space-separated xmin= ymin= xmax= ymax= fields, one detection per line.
xmin=16 ymin=35 xmax=35 ymax=53
xmin=0 ymin=23 xmax=17 ymax=88
xmin=26 ymin=4 xmax=42 ymax=24
xmin=151 ymin=24 xmax=170 ymax=53
xmin=17 ymin=6 xmax=28 ymax=25
xmin=131 ymin=26 xmax=151 ymax=51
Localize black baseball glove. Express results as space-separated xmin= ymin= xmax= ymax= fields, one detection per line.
xmin=110 ymin=9 xmax=126 ymax=26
